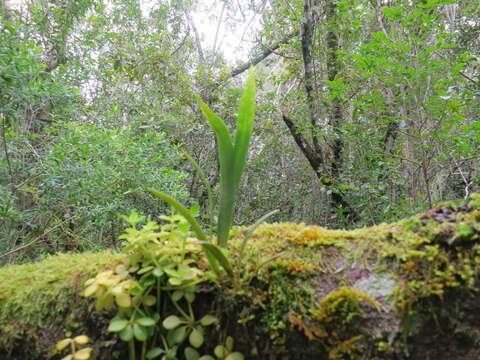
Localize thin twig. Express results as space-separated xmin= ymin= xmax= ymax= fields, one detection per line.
xmin=0 ymin=216 xmax=77 ymax=259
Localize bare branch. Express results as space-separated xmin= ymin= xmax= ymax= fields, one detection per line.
xmin=227 ymin=30 xmax=299 ymax=78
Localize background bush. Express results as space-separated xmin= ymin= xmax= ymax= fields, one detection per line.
xmin=1 ymin=123 xmax=188 ymax=263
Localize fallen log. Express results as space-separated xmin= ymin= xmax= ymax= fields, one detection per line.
xmin=1 ymin=196 xmax=480 ymax=360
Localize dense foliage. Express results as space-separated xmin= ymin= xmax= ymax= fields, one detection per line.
xmin=1 ymin=0 xmax=479 ymax=264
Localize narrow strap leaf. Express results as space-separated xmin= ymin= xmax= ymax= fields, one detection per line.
xmin=199 ymin=101 xmax=236 ymax=247
xmin=196 ymin=241 xmax=233 ymax=277
xmin=232 ymin=70 xmax=256 ymax=191
xmin=147 ymin=188 xmax=207 ymax=241
xmin=147 ymin=187 xmax=224 ymax=277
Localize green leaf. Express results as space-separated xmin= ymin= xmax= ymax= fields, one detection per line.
xmin=143 ymin=295 xmax=156 ymax=306
xmin=171 ymin=325 xmax=188 ymax=344
xmin=233 ymin=69 xmax=256 ymax=192
xmin=200 ymin=315 xmax=218 ymax=326
xmin=172 ymin=290 xmax=184 ymax=302
xmin=214 ymin=345 xmax=226 ymax=358
xmin=198 ymin=101 xmax=235 ymax=248
xmin=119 ymin=325 xmax=134 ymax=341
xmin=184 ymin=347 xmax=200 ymax=360
xmin=198 ymin=356 xmax=215 ymax=360
xmin=197 ymin=242 xmax=233 ymax=277
xmin=133 ymin=324 xmax=148 ymax=341
xmin=115 ymin=292 xmax=132 ymax=308
xmin=199 ymin=70 xmax=256 ymax=248
xmin=184 ymin=292 xmax=195 ymax=303
xmin=225 ymin=352 xmax=244 ymax=360
xmin=163 ymin=315 xmax=182 ymax=330
xmin=225 ymin=336 xmax=234 ymax=351
xmin=136 ymin=317 xmax=156 ymax=327
xmin=166 ymin=347 xmax=178 ymax=359
xmin=137 ymin=265 xmax=154 ymax=275
xmin=153 ymin=268 xmax=164 ymax=277
xmin=189 ymin=327 xmax=204 ymax=348
xmin=168 ymin=277 xmax=183 ymax=286
xmin=108 ymin=318 xmax=129 ymax=332
xmin=146 ymin=347 xmax=165 ymax=359
xmin=147 ymin=188 xmax=207 ymax=242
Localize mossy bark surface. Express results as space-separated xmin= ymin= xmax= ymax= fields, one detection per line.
xmin=1 ymin=197 xmax=480 ymax=359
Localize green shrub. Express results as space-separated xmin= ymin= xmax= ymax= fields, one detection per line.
xmin=2 ymin=122 xmax=188 ymax=260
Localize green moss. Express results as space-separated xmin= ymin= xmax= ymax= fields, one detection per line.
xmin=0 ymin=251 xmax=124 ymax=352
xmin=312 ymin=287 xmax=380 ymax=360
xmin=1 ymin=196 xmax=480 ymax=359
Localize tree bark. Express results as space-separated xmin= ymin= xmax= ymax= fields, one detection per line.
xmin=284 ymin=0 xmax=358 ymax=224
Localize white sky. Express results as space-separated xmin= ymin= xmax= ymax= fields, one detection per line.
xmin=9 ymin=0 xmax=262 ymax=64
xmin=191 ymin=0 xmax=262 ymax=63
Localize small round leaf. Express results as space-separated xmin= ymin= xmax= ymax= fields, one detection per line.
xmin=185 ymin=292 xmax=195 ymax=303
xmin=172 ymin=290 xmax=183 ymax=302
xmin=73 ymin=335 xmax=89 ymax=345
xmin=83 ymin=283 xmax=98 ymax=297
xmin=171 ymin=325 xmax=187 ymax=344
xmin=200 ymin=315 xmax=218 ymax=326
xmin=146 ymin=347 xmax=165 ymax=359
xmin=73 ymin=347 xmax=93 ymax=360
xmin=119 ymin=325 xmax=134 ymax=342
xmin=143 ymin=295 xmax=156 ymax=307
xmin=56 ymin=339 xmax=71 ymax=351
xmin=115 ymin=293 xmax=132 ymax=308
xmin=214 ymin=345 xmax=226 ymax=358
xmin=133 ymin=324 xmax=148 ymax=341
xmin=153 ymin=268 xmax=164 ymax=277
xmin=225 ymin=352 xmax=244 ymax=360
xmin=163 ymin=315 xmax=182 ymax=330
xmin=136 ymin=317 xmax=156 ymax=327
xmin=225 ymin=336 xmax=234 ymax=351
xmin=168 ymin=277 xmax=183 ymax=286
xmin=108 ymin=319 xmax=129 ymax=332
xmin=189 ymin=328 xmax=204 ymax=348
xmin=184 ymin=347 xmax=199 ymax=360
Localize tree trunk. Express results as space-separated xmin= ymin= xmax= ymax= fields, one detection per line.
xmin=282 ymin=0 xmax=359 ymax=224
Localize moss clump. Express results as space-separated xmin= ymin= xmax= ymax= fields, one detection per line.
xmin=0 ymin=251 xmax=124 ymax=356
xmin=312 ymin=287 xmax=381 ymax=360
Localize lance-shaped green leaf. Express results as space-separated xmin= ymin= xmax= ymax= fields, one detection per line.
xmin=232 ymin=70 xmax=256 ymax=192
xmin=199 ymin=100 xmax=236 ymax=247
xmin=198 ymin=70 xmax=256 ymax=247
xmin=196 ymin=241 xmax=233 ymax=277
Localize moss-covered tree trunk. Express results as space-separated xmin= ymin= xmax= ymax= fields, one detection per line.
xmin=1 ymin=197 xmax=480 ymax=360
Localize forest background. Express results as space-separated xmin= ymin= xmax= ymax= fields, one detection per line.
xmin=1 ymin=0 xmax=479 ymax=265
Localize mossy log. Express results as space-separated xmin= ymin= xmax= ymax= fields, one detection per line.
xmin=2 ymin=198 xmax=480 ymax=360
